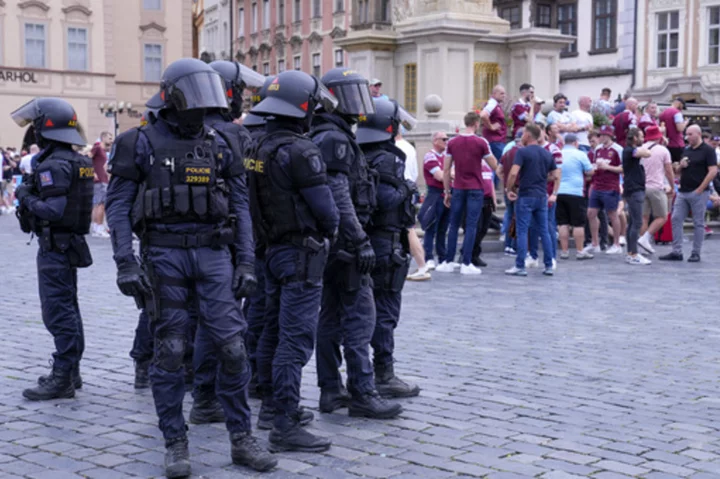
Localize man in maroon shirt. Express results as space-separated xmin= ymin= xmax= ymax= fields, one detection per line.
xmin=420 ymin=131 xmax=450 ymax=269
xmin=511 ymin=83 xmax=534 ymax=136
xmin=659 ymin=97 xmax=688 ymax=163
xmin=91 ymin=131 xmax=113 ymax=238
xmin=612 ymin=97 xmax=638 ymax=147
xmin=480 ymin=84 xmax=507 ymax=162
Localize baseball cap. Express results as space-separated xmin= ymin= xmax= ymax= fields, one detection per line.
xmin=534 ymin=96 xmax=545 ymax=104
xmin=370 ymin=78 xmax=382 ymax=86
xmin=598 ymin=125 xmax=615 ymax=137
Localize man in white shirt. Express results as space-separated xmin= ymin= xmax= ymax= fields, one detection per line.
xmin=20 ymin=144 xmax=39 ymax=174
xmin=546 ymin=94 xmax=576 ymax=139
xmin=571 ymin=97 xmax=594 ymax=153
xmin=395 ymin=126 xmax=417 ymax=181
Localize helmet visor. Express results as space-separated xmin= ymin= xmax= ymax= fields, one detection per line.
xmin=397 ymin=105 xmax=417 ymax=131
xmin=316 ymin=82 xmax=339 ymax=113
xmin=238 ymin=64 xmax=266 ymax=90
xmin=172 ymin=72 xmax=229 ymax=110
xmin=11 ymin=99 xmax=41 ymax=127
xmin=331 ymin=83 xmax=376 ymax=116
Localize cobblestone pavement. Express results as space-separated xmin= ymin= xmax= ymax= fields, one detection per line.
xmin=3 ymin=213 xmax=720 ymax=479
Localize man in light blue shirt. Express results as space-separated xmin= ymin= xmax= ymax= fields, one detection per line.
xmin=556 ymin=134 xmax=594 ymax=260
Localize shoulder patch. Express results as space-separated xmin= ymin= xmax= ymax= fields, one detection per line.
xmin=336 ymin=142 xmax=347 ymax=160
xmin=308 ymin=155 xmax=323 ymax=173
xmin=39 ymin=171 xmax=54 ymax=187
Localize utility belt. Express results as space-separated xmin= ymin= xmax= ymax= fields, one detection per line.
xmin=38 ymin=228 xmax=93 ymax=268
xmin=278 ymin=233 xmax=330 ymax=287
xmin=143 ymin=226 xmax=235 ymax=249
xmin=368 ymin=229 xmax=409 ymax=293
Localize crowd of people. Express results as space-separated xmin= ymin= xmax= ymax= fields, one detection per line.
xmin=413 ymin=84 xmax=720 ymax=278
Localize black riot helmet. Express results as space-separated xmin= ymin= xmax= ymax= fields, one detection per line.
xmin=356 ymin=99 xmax=417 ymax=145
xmin=244 ymin=75 xmax=275 ymax=128
xmin=146 ymin=58 xmax=228 ymax=112
xmin=320 ymin=68 xmax=375 ymax=118
xmin=11 ymin=97 xmax=87 ymax=147
xmin=210 ymin=61 xmax=266 ymax=119
xmin=251 ymin=70 xmax=337 ymax=121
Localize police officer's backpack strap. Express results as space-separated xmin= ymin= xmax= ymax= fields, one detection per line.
xmin=108 ymin=128 xmax=142 ymax=182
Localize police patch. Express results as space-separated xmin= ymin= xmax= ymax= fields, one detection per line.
xmin=39 ymin=171 xmax=54 ymax=187
xmin=308 ymin=155 xmax=322 ymax=173
xmin=335 ymin=143 xmax=347 ymax=160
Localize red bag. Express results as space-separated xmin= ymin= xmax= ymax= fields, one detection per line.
xmin=654 ymin=213 xmax=673 ymax=244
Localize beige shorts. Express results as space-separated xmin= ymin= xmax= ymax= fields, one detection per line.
xmin=643 ymin=188 xmax=669 ymax=218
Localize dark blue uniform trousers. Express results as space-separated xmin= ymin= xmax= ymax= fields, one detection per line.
xmin=256 ymin=244 xmax=323 ymax=416
xmin=146 ymin=245 xmax=251 ymax=440
xmin=315 ymin=257 xmax=376 ymax=395
xmin=130 ymin=310 xmax=153 ymax=364
xmin=37 ymin=248 xmax=85 ymax=372
xmin=244 ymin=255 xmax=267 ymax=379
xmin=369 ymin=235 xmax=403 ymax=372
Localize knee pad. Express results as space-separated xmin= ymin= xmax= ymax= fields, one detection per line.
xmin=155 ymin=336 xmax=186 ymax=372
xmin=219 ymin=336 xmax=247 ymax=375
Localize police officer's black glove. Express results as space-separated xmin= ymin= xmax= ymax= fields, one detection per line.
xmin=233 ymin=264 xmax=257 ymax=299
xmin=14 ymin=184 xmax=33 ymax=204
xmin=356 ymin=238 xmax=376 ymax=275
xmin=116 ymin=259 xmax=152 ymax=299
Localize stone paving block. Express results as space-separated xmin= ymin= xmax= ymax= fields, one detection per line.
xmin=641 ymin=460 xmax=696 ymax=476
xmin=592 ymin=459 xmax=651 ymax=476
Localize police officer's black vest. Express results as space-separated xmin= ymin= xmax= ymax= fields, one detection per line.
xmin=34 ymin=148 xmax=93 ymax=235
xmin=131 ymin=124 xmax=229 ymax=231
xmin=309 ymin=123 xmax=378 ymax=227
xmin=365 ymin=147 xmax=411 ymax=232
xmin=250 ymin=131 xmax=320 ymax=243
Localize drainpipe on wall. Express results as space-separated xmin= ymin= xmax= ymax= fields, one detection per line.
xmin=631 ymin=0 xmax=638 ymax=90
xmin=229 ymin=0 xmax=234 ymax=60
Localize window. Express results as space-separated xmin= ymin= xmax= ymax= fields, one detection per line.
xmin=536 ymin=3 xmax=552 ymax=28
xmin=499 ymin=5 xmax=521 ymax=30
xmin=67 ymin=27 xmax=88 ymax=71
xmin=558 ymin=2 xmax=577 ymax=54
xmin=334 ymin=49 xmax=344 ymax=67
xmin=656 ymin=11 xmax=679 ymax=68
xmin=473 ymin=62 xmax=501 ymax=110
xmin=252 ymin=64 xmax=258 ymax=71
xmin=709 ymin=6 xmax=720 ymax=64
xmin=262 ymin=0 xmax=270 ymax=29
xmin=143 ymin=0 xmax=161 ymax=10
xmin=335 ymin=0 xmax=344 ymax=12
xmin=312 ymin=53 xmax=321 ymax=76
xmin=278 ymin=59 xmax=286 ymax=72
xmin=263 ymin=62 xmax=270 ymax=76
xmin=404 ymin=63 xmax=417 ymax=114
xmin=278 ymin=0 xmax=285 ymax=24
xmin=144 ymin=43 xmax=163 ymax=82
xmin=592 ymin=0 xmax=616 ymax=51
xmin=379 ymin=0 xmax=391 ymax=22
xmin=294 ymin=0 xmax=301 ymax=22
xmin=252 ymin=3 xmax=258 ymax=33
xmin=24 ymin=23 xmax=46 ymax=68
xmin=313 ymin=0 xmax=321 ymax=18
xmin=293 ymin=55 xmax=301 ymax=70
xmin=239 ymin=8 xmax=245 ymax=36
xmin=358 ymin=0 xmax=369 ymax=23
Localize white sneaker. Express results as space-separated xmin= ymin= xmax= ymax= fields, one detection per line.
xmin=637 ymin=234 xmax=655 ymax=254
xmin=627 ymin=254 xmax=652 ymax=265
xmin=435 ymin=262 xmax=454 ymax=273
xmin=583 ymin=244 xmax=601 ymax=254
xmin=426 ymin=259 xmax=437 ymax=271
xmin=606 ymin=245 xmax=623 ymax=254
xmin=460 ymin=264 xmax=482 ymax=275
xmin=406 ymin=268 xmax=431 ymax=281
xmin=525 ymin=257 xmax=539 ymax=268
xmin=576 ymin=250 xmax=594 ymax=260
xmin=505 ymin=266 xmax=528 ymax=276
xmin=449 ymin=262 xmax=461 ymax=269
xmin=619 ymin=235 xmax=627 ymax=246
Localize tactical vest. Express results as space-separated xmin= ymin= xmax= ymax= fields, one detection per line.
xmin=365 ymin=148 xmax=411 ymax=231
xmin=35 ymin=149 xmax=93 ymax=235
xmin=309 ymin=123 xmax=378 ymax=227
xmin=131 ymin=124 xmax=229 ymax=232
xmin=250 ymin=131 xmax=320 ymax=244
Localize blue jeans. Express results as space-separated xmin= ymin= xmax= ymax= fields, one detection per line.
xmin=516 ymin=196 xmax=554 ymax=269
xmin=529 ymin=202 xmax=557 ymax=260
xmin=490 ymin=141 xmax=505 ymax=189
xmin=502 ymin=194 xmax=517 ymax=250
xmin=422 ymin=187 xmax=450 ymax=261
xmin=445 ymin=188 xmax=484 ymax=265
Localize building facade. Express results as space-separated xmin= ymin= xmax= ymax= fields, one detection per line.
xmin=234 ymin=0 xmax=351 ymax=77
xmin=201 ymin=0 xmax=232 ymax=62
xmin=0 ymin=0 xmax=192 ymax=148
xmin=494 ymin=0 xmax=635 ymax=105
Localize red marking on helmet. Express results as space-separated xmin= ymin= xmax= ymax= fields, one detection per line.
xmin=160 ymin=91 xmax=166 ymax=101
xmin=385 ymin=125 xmax=393 ymax=133
xmin=227 ymin=88 xmax=233 ymax=98
xmin=72 ymin=113 xmax=77 ymax=121
xmin=45 ymin=118 xmax=54 ymax=128
xmin=271 ymin=77 xmax=279 ymax=84
xmin=328 ymin=87 xmax=334 ymax=96
xmin=300 ymin=101 xmax=308 ymax=111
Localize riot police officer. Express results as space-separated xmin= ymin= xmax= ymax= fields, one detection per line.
xmin=11 ymin=98 xmax=93 ymax=401
xmin=248 ymin=70 xmax=340 ymax=452
xmin=310 ymin=68 xmax=402 ymax=419
xmin=105 ymin=58 xmax=276 ymax=477
xmin=357 ymin=99 xmax=421 ymax=399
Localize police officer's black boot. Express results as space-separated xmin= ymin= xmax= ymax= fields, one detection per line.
xmin=375 ymin=364 xmax=420 ymax=399
xmin=319 ymin=386 xmax=351 ymax=413
xmin=24 ymin=367 xmax=74 ymax=401
xmin=230 ymin=431 xmax=278 ymax=472
xmin=257 ymin=400 xmax=314 ymax=430
xmin=189 ymin=390 xmax=225 ymax=424
xmin=164 ymin=436 xmax=191 ymax=478
xmin=39 ymin=364 xmax=82 ymax=390
xmin=268 ymin=412 xmax=331 ymax=453
xmin=348 ymin=390 xmax=403 ymax=419
xmin=134 ymin=360 xmax=150 ymax=389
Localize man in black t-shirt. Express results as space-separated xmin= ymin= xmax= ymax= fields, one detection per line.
xmin=660 ymin=125 xmax=718 ymax=262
